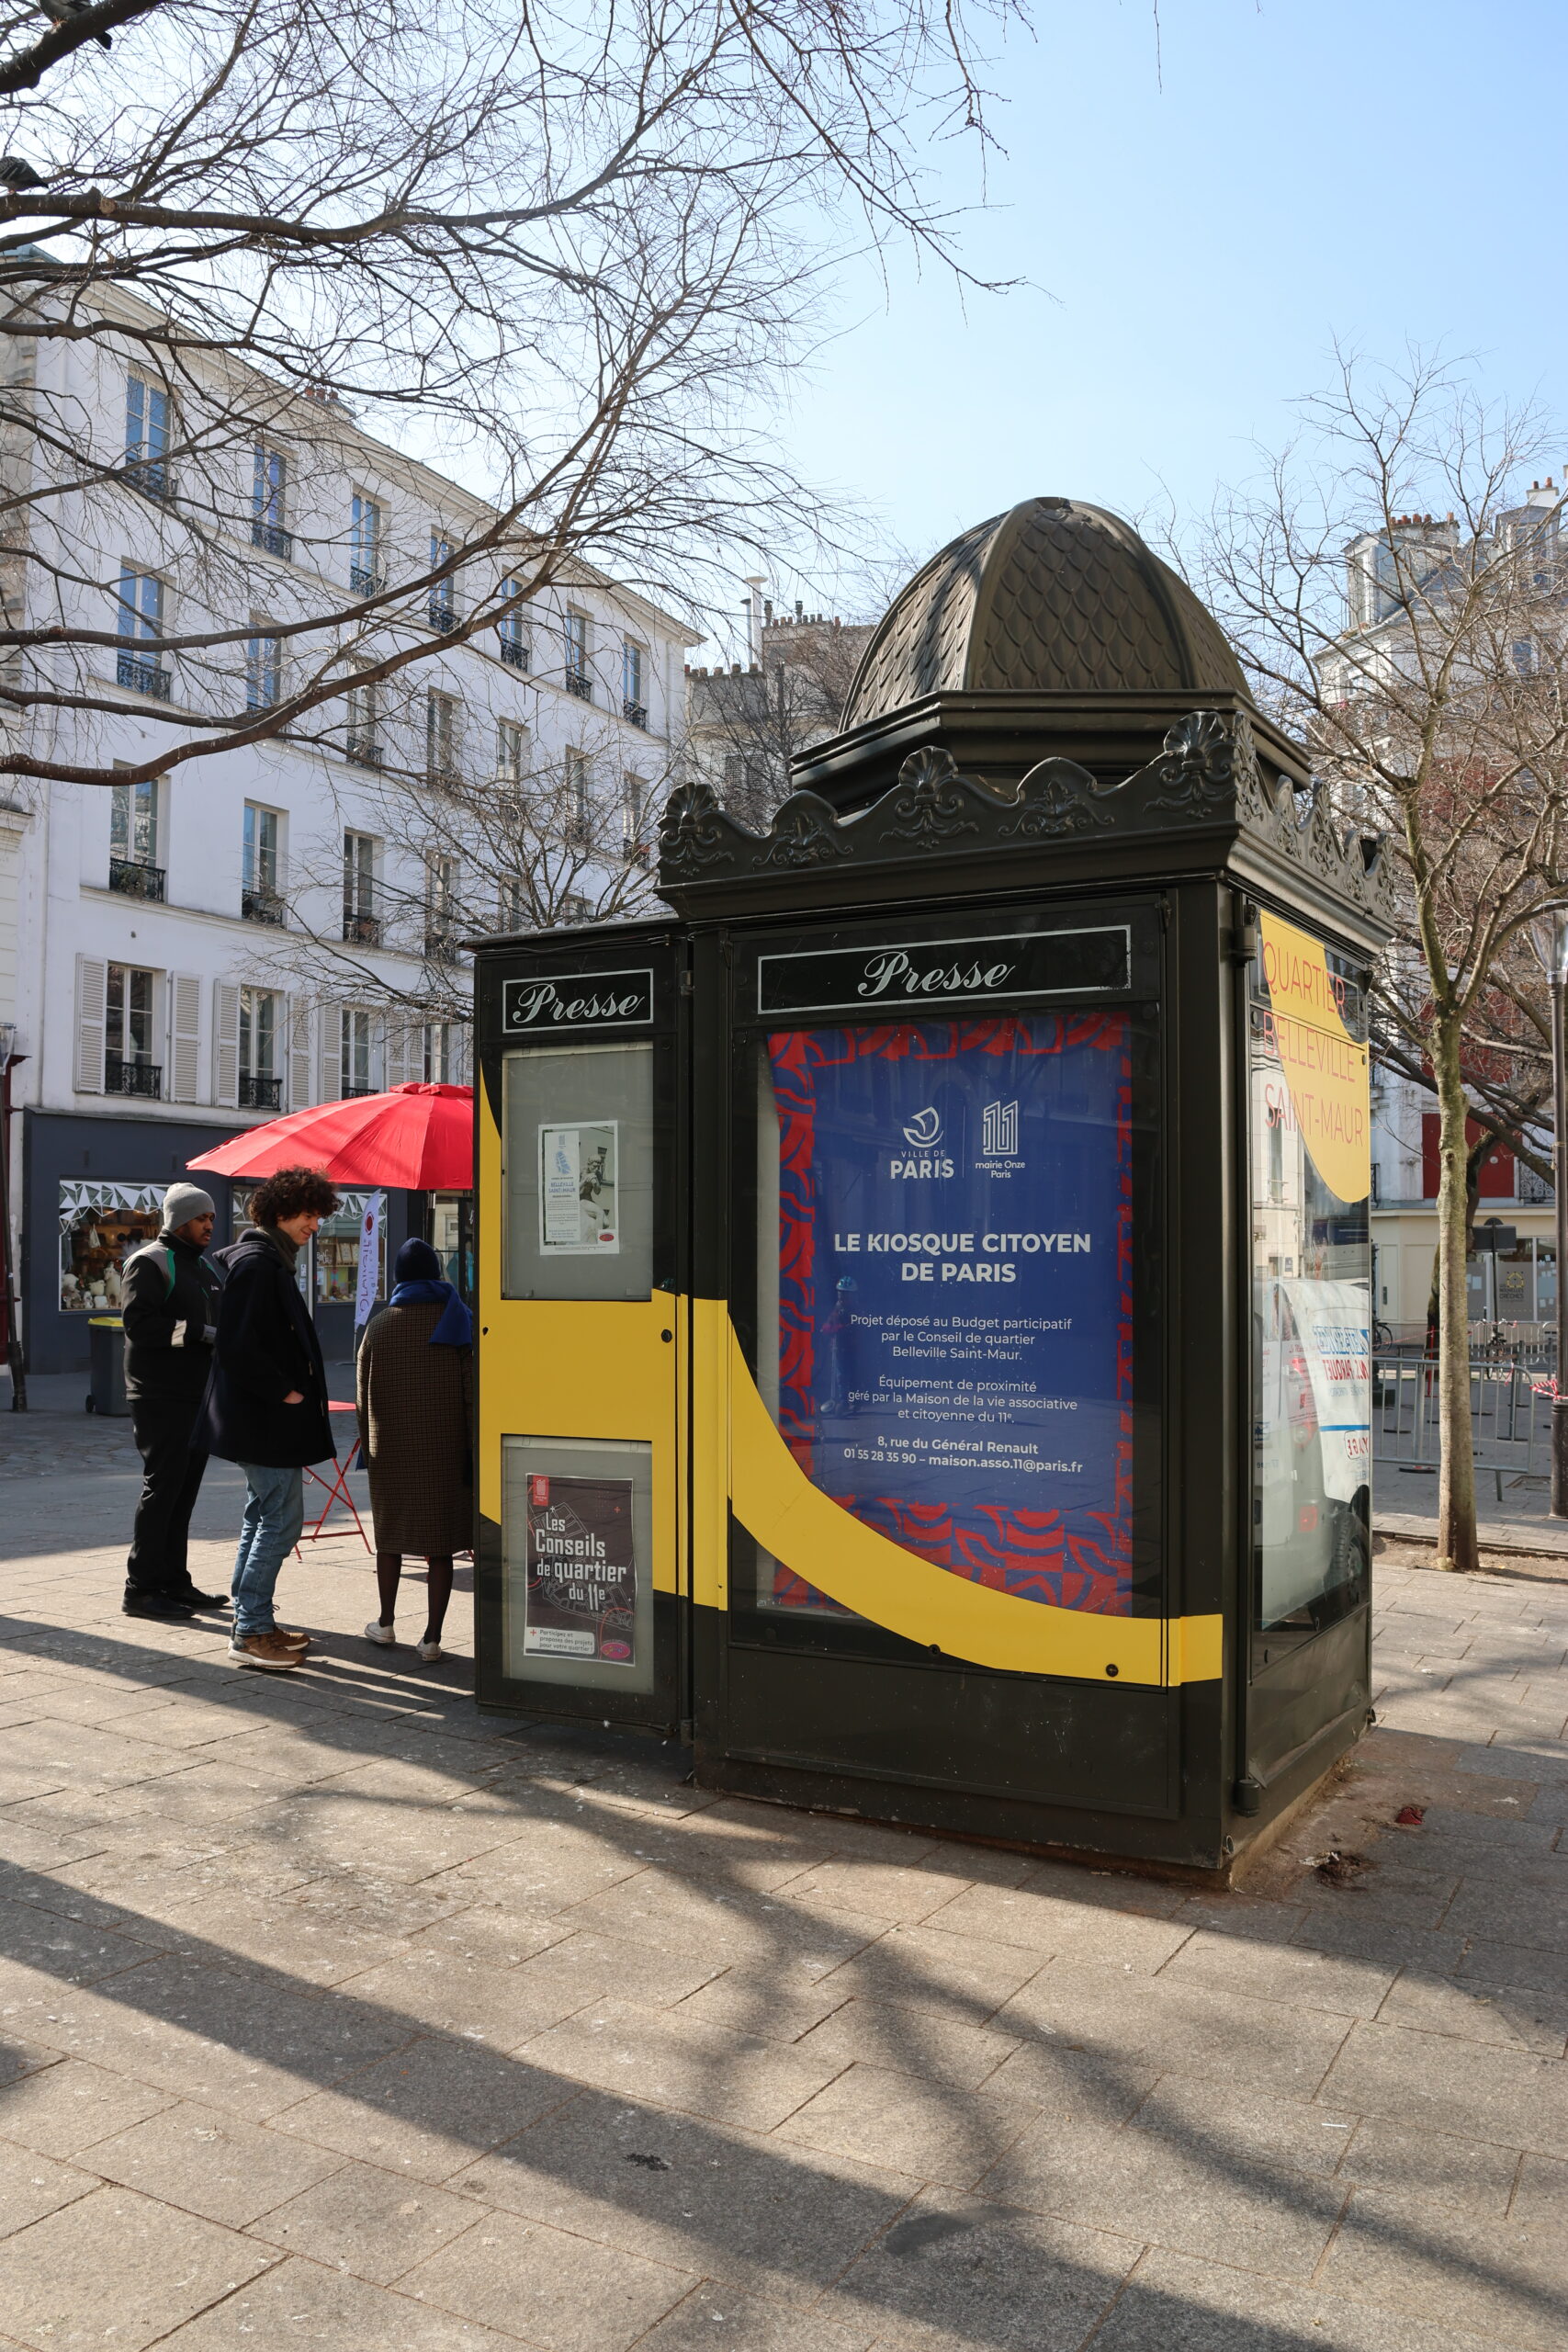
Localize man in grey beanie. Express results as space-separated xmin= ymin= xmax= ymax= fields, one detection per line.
xmin=121 ymin=1182 xmax=227 ymax=1619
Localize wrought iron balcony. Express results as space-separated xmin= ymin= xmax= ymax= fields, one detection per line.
xmin=342 ymin=1084 xmax=378 ymax=1099
xmin=242 ymin=885 xmax=286 ymax=926
xmin=423 ymin=926 xmax=461 ymax=964
xmin=345 ymin=733 xmax=383 ymax=769
xmin=349 ymin=564 xmax=381 ymax=597
xmin=252 ymin=518 xmax=294 ymax=560
xmin=428 ymin=596 xmax=457 ymax=634
xmin=117 ymin=652 xmax=171 ymax=700
xmin=124 ymin=460 xmax=173 ymax=504
xmin=108 ymin=856 xmax=165 ymax=902
xmin=106 ymin=1055 xmax=162 ymax=1099
xmin=343 ymin=908 xmax=382 ymax=946
xmin=622 ymin=699 xmax=649 ymax=729
xmin=565 ymin=669 xmax=592 ymax=702
xmin=239 ymin=1072 xmax=283 ymax=1110
xmin=499 ymin=636 xmax=528 ymax=671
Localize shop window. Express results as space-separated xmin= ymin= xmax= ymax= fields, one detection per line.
xmin=315 ymin=1188 xmax=384 ymax=1308
xmin=58 ymin=1182 xmax=164 ymax=1313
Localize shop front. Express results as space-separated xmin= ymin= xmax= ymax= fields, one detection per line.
xmin=471 ymin=498 xmax=1391 ymax=1876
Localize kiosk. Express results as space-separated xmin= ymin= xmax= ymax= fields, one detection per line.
xmin=472 ymin=499 xmax=1390 ymax=1875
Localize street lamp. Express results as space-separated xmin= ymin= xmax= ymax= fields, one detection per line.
xmin=1530 ymin=914 xmax=1568 ymax=1513
xmin=0 ymin=1020 xmax=25 ymax=1412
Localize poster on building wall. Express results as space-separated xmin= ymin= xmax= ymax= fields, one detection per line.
xmin=538 ymin=1122 xmax=620 ymax=1253
xmin=768 ymin=1015 xmax=1134 ymax=1618
xmin=522 ymin=1472 xmax=637 ymax=1662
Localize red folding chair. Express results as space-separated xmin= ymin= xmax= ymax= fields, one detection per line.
xmin=297 ymin=1400 xmax=371 ymax=1554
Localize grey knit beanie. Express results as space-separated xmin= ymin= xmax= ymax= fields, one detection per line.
xmin=164 ymin=1182 xmax=216 ymax=1230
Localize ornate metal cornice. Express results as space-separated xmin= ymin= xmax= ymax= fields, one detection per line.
xmin=659 ymin=710 xmax=1393 ymax=924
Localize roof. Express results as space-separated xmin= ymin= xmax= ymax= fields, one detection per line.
xmin=843 ymin=497 xmax=1249 ymax=724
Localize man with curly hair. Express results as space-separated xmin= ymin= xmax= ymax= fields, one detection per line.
xmin=200 ymin=1165 xmax=340 ymax=1670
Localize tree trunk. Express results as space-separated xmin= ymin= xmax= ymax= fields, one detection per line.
xmin=1432 ymin=1014 xmax=1480 ymax=1573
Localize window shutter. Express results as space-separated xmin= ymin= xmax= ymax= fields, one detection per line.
xmin=320 ymin=1002 xmax=342 ymax=1102
xmin=288 ymin=997 xmax=311 ymax=1111
xmin=213 ymin=981 xmax=240 ymax=1107
xmin=74 ymin=955 xmax=107 ymax=1093
xmin=167 ymin=973 xmax=202 ymax=1102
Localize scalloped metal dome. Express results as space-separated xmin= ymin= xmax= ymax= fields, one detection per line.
xmin=843 ymin=497 xmax=1248 ymax=725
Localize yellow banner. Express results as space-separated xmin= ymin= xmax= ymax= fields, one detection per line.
xmin=1258 ymin=913 xmax=1371 ymax=1205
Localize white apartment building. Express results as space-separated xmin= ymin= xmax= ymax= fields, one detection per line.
xmin=1 ymin=292 xmax=694 ymax=1376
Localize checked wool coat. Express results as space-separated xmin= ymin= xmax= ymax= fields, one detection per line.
xmin=355 ymin=1299 xmax=474 ymax=1556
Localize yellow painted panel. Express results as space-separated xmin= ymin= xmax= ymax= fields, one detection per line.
xmin=726 ymin=1324 xmax=1221 ymax=1687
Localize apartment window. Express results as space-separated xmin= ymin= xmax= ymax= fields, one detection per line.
xmin=565 ymin=746 xmax=590 ymax=844
xmin=425 ymin=854 xmax=460 ymax=959
xmin=426 ymin=689 xmax=457 ymax=781
xmin=106 ymin=963 xmax=161 ymax=1097
xmin=238 ymin=986 xmax=282 ymax=1109
xmin=1513 ymin=639 xmax=1536 ymax=677
xmin=124 ymin=375 xmax=171 ymax=501
xmin=345 ymin=670 xmax=379 ymax=767
xmin=428 ymin=534 xmax=457 ymax=632
xmin=497 ymin=718 xmax=527 ymax=785
xmin=622 ymin=639 xmax=647 ymax=727
xmin=423 ymin=1021 xmax=457 ymax=1082
xmin=253 ymin=446 xmax=291 ymax=559
xmin=498 ymin=581 xmax=528 ymax=670
xmin=342 ymin=830 xmax=379 ymax=944
xmin=350 ymin=492 xmax=381 ymax=595
xmin=341 ymin=1007 xmax=377 ymax=1096
xmin=115 ymin=565 xmax=169 ymax=699
xmin=246 ymin=620 xmax=281 ymax=710
xmin=564 ymin=608 xmax=591 ymax=698
xmin=500 ymin=876 xmax=526 ymax=929
xmin=243 ymin=803 xmax=284 ymax=923
xmin=622 ymin=772 xmax=649 ymax=863
xmin=108 ymin=774 xmax=164 ymax=899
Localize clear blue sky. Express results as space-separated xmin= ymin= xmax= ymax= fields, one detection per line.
xmin=768 ymin=0 xmax=1568 ymax=615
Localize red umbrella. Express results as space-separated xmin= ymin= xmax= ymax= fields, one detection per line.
xmin=187 ymin=1082 xmax=473 ymax=1191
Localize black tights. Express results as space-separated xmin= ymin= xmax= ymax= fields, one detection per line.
xmin=376 ymin=1551 xmax=454 ymax=1642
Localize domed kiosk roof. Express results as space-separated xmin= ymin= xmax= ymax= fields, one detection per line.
xmin=843 ymin=496 xmax=1248 ymax=726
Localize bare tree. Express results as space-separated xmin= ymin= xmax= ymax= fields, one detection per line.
xmin=1191 ymin=353 xmax=1568 ymax=1574
xmin=685 ymin=607 xmax=874 ymax=826
xmin=0 ymin=0 xmax=1025 ymax=791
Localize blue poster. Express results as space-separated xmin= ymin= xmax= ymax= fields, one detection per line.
xmin=769 ymin=1015 xmax=1134 ymax=1617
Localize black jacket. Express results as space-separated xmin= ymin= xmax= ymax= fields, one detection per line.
xmin=199 ymin=1230 xmax=334 ymax=1467
xmin=122 ymin=1230 xmax=223 ymax=1401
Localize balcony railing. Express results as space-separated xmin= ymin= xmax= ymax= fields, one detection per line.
xmin=108 ymin=856 xmax=165 ymax=902
xmin=499 ymin=636 xmax=528 ymax=671
xmin=565 ymin=669 xmax=592 ymax=702
xmin=117 ymin=652 xmax=171 ymax=700
xmin=342 ymin=1084 xmax=378 ymax=1099
xmin=622 ymin=698 xmax=649 ymax=729
xmin=345 ymin=733 xmax=383 ymax=769
xmin=349 ymin=564 xmax=381 ymax=597
xmin=106 ymin=1055 xmax=162 ymax=1099
xmin=428 ymin=596 xmax=457 ymax=633
xmin=242 ymin=884 xmax=286 ymax=926
xmin=252 ymin=519 xmax=294 ymax=560
xmin=239 ymin=1072 xmax=284 ymax=1110
xmin=123 ymin=460 xmax=173 ymax=504
xmin=423 ymin=926 xmax=461 ymax=964
xmin=343 ymin=908 xmax=382 ymax=946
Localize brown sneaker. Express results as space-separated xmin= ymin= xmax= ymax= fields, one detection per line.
xmin=275 ymin=1627 xmax=311 ymax=1648
xmin=229 ymin=1631 xmax=303 ymax=1671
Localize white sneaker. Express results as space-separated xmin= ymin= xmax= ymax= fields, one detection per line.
xmin=365 ymin=1619 xmax=396 ymax=1645
xmin=416 ymin=1638 xmax=443 ymax=1662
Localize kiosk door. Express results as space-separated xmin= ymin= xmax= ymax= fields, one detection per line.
xmin=474 ymin=933 xmax=686 ymax=1731
xmin=708 ymin=901 xmax=1183 ymax=1835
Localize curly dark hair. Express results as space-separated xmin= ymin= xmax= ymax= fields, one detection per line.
xmin=247 ymin=1166 xmax=341 ymax=1227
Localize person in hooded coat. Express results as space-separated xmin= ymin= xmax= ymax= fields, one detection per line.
xmin=357 ymin=1236 xmax=473 ymax=1661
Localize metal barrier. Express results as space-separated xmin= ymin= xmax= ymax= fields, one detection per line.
xmin=1373 ymin=1350 xmax=1557 ymax=1502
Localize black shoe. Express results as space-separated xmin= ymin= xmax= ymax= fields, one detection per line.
xmin=173 ymin=1586 xmax=230 ymax=1611
xmin=123 ymin=1589 xmax=194 ymax=1620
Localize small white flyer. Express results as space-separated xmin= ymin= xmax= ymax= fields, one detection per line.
xmin=539 ymin=1121 xmax=619 ymax=1253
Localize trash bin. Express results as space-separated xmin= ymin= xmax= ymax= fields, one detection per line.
xmin=86 ymin=1315 xmax=129 ymax=1416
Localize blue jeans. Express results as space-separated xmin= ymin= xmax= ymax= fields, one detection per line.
xmin=231 ymin=1463 xmax=304 ymax=1636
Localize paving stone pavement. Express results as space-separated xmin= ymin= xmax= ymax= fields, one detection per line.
xmin=0 ymin=1451 xmax=1566 ymax=2348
